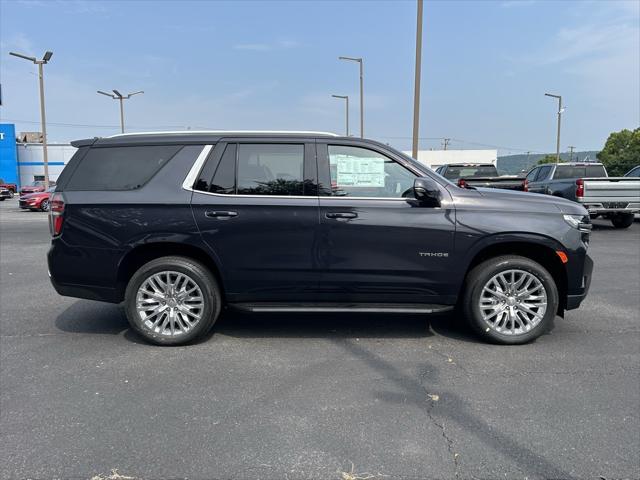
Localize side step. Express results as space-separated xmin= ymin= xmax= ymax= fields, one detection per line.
xmin=230 ymin=303 xmax=454 ymax=314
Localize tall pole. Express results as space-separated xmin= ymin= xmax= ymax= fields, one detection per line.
xmin=37 ymin=62 xmax=50 ymax=189
xmin=568 ymin=146 xmax=575 ymax=162
xmin=339 ymin=56 xmax=364 ymax=138
xmin=412 ymin=0 xmax=424 ymax=159
xmin=331 ymin=94 xmax=349 ymax=136
xmin=119 ymin=97 xmax=125 ymax=133
xmin=545 ymin=93 xmax=562 ymax=163
xmin=443 ymin=138 xmax=451 ymax=150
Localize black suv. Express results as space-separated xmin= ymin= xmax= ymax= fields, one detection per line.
xmin=48 ymin=131 xmax=593 ymax=345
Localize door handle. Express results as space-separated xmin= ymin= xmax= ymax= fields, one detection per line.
xmin=205 ymin=210 xmax=238 ymax=218
xmin=325 ymin=212 xmax=357 ymax=219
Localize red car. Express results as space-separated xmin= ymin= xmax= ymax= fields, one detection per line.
xmin=20 ymin=180 xmax=56 ymax=195
xmin=0 ymin=178 xmax=17 ymax=194
xmin=19 ymin=187 xmax=55 ymax=211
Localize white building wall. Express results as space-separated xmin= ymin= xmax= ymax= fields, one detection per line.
xmin=17 ymin=143 xmax=76 ymax=187
xmin=402 ymin=149 xmax=497 ymax=170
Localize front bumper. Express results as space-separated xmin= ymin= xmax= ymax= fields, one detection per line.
xmin=566 ymin=254 xmax=593 ymax=310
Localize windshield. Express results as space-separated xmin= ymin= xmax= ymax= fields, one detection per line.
xmin=395 ymin=150 xmax=457 ymax=186
xmin=30 ymin=181 xmax=45 ymax=186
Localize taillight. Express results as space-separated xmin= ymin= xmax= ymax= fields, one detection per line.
xmin=458 ymin=178 xmax=468 ymax=188
xmin=575 ymin=178 xmax=584 ymax=198
xmin=522 ymin=179 xmax=529 ymax=192
xmin=49 ymin=192 xmax=65 ymax=236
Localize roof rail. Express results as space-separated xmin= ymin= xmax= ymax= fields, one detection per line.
xmin=106 ymin=130 xmax=340 ymax=138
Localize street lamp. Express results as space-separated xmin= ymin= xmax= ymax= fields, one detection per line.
xmin=544 ymin=93 xmax=563 ymax=163
xmin=331 ymin=94 xmax=349 ymax=136
xmin=339 ymin=56 xmax=364 ymax=138
xmin=9 ymin=50 xmax=53 ymax=189
xmin=97 ymin=89 xmax=144 ymax=133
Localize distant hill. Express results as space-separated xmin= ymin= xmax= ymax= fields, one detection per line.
xmin=497 ymin=151 xmax=600 ymax=175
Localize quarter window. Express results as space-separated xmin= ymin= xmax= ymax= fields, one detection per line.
xmin=328 ymin=145 xmax=416 ymax=198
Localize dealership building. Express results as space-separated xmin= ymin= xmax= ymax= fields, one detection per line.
xmin=0 ymin=123 xmax=76 ymax=188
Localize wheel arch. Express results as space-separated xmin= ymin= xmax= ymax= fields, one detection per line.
xmin=462 ymin=239 xmax=568 ymax=314
xmin=116 ymin=242 xmax=225 ymax=302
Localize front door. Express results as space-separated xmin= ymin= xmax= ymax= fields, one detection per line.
xmin=191 ymin=140 xmax=320 ymax=303
xmin=316 ymin=142 xmax=456 ymax=305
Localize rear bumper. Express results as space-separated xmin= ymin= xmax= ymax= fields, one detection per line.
xmin=566 ymin=254 xmax=593 ymax=310
xmin=579 ymin=201 xmax=640 ymax=215
xmin=49 ymin=274 xmax=120 ymax=303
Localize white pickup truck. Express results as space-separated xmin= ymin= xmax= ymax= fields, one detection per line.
xmin=524 ymin=163 xmax=640 ymax=228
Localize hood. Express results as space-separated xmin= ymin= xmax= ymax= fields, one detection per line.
xmin=20 ymin=191 xmax=49 ymax=200
xmin=458 ymin=186 xmax=588 ymax=215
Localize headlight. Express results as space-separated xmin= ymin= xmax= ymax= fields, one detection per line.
xmin=563 ymin=214 xmax=592 ymax=232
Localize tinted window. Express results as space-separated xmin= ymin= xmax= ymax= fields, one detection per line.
xmin=65 ymin=145 xmax=181 ymax=190
xmin=536 ymin=165 xmax=552 ymax=181
xmin=237 ymin=144 xmax=305 ymax=196
xmin=210 ymin=144 xmax=236 ymax=194
xmin=525 ymin=168 xmax=539 ymax=181
xmin=442 ymin=165 xmax=497 ymax=180
xmin=586 ymin=165 xmax=607 ymax=177
xmin=328 ymin=145 xmax=416 ymax=198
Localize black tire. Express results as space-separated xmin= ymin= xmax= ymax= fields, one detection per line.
xmin=610 ymin=213 xmax=634 ymax=229
xmin=462 ymin=255 xmax=559 ymax=345
xmin=124 ymin=256 xmax=221 ymax=345
xmin=40 ymin=199 xmax=50 ymax=212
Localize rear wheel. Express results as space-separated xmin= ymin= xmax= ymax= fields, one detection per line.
xmin=462 ymin=255 xmax=558 ymax=344
xmin=610 ymin=213 xmax=634 ymax=229
xmin=124 ymin=256 xmax=221 ymax=345
xmin=40 ymin=199 xmax=50 ymax=212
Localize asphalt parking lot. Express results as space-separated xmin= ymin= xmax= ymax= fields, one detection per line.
xmin=1 ymin=198 xmax=639 ymax=480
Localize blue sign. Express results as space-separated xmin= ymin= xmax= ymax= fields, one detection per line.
xmin=0 ymin=124 xmax=18 ymax=187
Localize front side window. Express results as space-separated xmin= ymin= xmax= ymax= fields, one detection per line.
xmin=525 ymin=168 xmax=539 ymax=182
xmin=328 ymin=145 xmax=416 ymax=198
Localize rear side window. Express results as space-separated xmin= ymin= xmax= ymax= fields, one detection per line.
xmin=64 ymin=145 xmax=181 ymax=191
xmin=237 ymin=144 xmax=304 ymax=195
xmin=536 ymin=165 xmax=552 ymax=181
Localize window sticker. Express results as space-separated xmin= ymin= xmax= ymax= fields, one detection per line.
xmin=333 ymin=155 xmax=385 ymax=187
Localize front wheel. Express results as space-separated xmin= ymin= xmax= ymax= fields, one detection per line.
xmin=462 ymin=255 xmax=559 ymax=345
xmin=40 ymin=199 xmax=50 ymax=212
xmin=124 ymin=256 xmax=222 ymax=345
xmin=610 ymin=213 xmax=634 ymax=229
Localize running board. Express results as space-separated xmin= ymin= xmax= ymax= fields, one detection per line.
xmin=230 ymin=303 xmax=454 ymax=314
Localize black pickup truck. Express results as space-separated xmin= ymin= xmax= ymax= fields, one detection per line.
xmin=434 ymin=163 xmax=525 ymax=190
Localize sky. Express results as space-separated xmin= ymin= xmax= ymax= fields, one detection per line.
xmin=0 ymin=0 xmax=638 ymax=156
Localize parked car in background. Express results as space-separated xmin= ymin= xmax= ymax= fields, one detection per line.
xmin=19 ymin=187 xmax=55 ymax=211
xmin=434 ymin=163 xmax=525 ymax=190
xmin=0 ymin=187 xmax=13 ymax=200
xmin=0 ymin=178 xmax=17 ymax=194
xmin=48 ymin=131 xmax=593 ymax=346
xmin=625 ymin=165 xmax=640 ymax=177
xmin=20 ymin=180 xmax=56 ymax=195
xmin=524 ymin=162 xmax=640 ymax=228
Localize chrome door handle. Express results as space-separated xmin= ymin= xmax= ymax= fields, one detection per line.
xmin=205 ymin=211 xmax=238 ymax=218
xmin=325 ymin=212 xmax=357 ymax=219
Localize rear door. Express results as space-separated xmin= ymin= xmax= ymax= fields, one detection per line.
xmin=315 ymin=141 xmax=456 ymax=305
xmin=190 ymin=138 xmax=320 ymax=303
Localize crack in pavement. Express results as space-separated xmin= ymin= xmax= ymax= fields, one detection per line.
xmin=426 ymin=396 xmax=460 ymax=479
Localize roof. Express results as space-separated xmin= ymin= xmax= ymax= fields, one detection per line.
xmin=71 ymin=130 xmax=340 ymax=147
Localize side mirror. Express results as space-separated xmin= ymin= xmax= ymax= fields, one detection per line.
xmin=413 ymin=177 xmax=441 ymax=206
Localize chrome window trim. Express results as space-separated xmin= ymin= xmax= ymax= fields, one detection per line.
xmin=181 ymin=145 xmax=213 ymax=191
xmin=188 ymin=189 xmax=414 ymax=201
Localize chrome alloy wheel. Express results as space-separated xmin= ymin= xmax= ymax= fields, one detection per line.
xmin=479 ymin=269 xmax=547 ymax=336
xmin=136 ymin=271 xmax=204 ymax=337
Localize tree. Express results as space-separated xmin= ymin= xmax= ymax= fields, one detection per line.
xmin=537 ymin=155 xmax=558 ymax=165
xmin=597 ymin=128 xmax=640 ymax=176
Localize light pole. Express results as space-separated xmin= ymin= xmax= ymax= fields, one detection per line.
xmin=339 ymin=56 xmax=364 ymax=138
xmin=544 ymin=93 xmax=563 ymax=163
xmin=412 ymin=0 xmax=424 ymax=159
xmin=10 ymin=50 xmax=53 ymax=189
xmin=331 ymin=94 xmax=350 ymax=136
xmin=97 ymin=89 xmax=144 ymax=133
xmin=568 ymin=145 xmax=575 ymax=162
